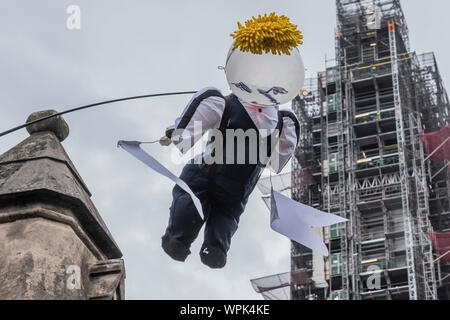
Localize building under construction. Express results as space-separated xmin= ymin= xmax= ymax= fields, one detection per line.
xmin=291 ymin=0 xmax=450 ymax=300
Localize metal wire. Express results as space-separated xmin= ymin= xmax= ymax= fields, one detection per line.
xmin=0 ymin=90 xmax=197 ymax=138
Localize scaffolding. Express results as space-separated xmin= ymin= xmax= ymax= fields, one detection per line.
xmin=416 ymin=53 xmax=450 ymax=298
xmin=291 ymin=0 xmax=450 ymax=300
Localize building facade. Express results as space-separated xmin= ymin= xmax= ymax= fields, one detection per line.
xmin=0 ymin=110 xmax=125 ymax=299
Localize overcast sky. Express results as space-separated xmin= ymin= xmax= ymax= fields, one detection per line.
xmin=1 ymin=0 xmax=449 ymax=300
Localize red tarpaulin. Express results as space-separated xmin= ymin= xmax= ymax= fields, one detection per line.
xmin=429 ymin=232 xmax=450 ymax=262
xmin=420 ymin=125 xmax=450 ymax=161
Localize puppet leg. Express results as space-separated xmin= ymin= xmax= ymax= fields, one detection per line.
xmin=162 ymin=164 xmax=209 ymax=262
xmin=200 ymin=201 xmax=245 ymax=269
xmin=162 ymin=185 xmax=206 ymax=262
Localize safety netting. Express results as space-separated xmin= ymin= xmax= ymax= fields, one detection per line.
xmin=257 ymin=172 xmax=291 ymax=210
xmin=420 ymin=124 xmax=450 ymax=161
xmin=257 ymin=169 xmax=317 ymax=209
xmin=250 ymin=269 xmax=312 ymax=300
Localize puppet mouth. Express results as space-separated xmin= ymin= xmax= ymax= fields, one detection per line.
xmin=249 ymin=104 xmax=262 ymax=110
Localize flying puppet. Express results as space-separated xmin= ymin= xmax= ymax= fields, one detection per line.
xmin=157 ymin=13 xmax=305 ymax=269
xmin=131 ymin=13 xmax=344 ymax=269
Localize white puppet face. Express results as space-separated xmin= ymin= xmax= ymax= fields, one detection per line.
xmin=225 ymin=46 xmax=305 ymax=107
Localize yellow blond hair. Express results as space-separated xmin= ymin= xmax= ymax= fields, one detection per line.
xmin=230 ymin=12 xmax=303 ymax=55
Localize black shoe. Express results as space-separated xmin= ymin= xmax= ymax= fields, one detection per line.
xmin=200 ymin=245 xmax=227 ymax=269
xmin=161 ymin=234 xmax=191 ymax=262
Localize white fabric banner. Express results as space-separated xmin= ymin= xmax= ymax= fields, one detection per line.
xmin=270 ymin=189 xmax=348 ymax=256
xmin=118 ymin=140 xmax=204 ymax=220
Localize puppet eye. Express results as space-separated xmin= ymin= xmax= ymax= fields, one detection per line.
xmin=257 ymin=86 xmax=289 ymax=105
xmin=270 ymin=87 xmax=289 ymax=95
xmin=232 ymin=82 xmax=252 ymax=93
xmin=257 ymin=89 xmax=278 ymax=105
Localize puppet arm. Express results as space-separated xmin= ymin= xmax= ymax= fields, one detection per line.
xmin=161 ymin=87 xmax=226 ymax=153
xmin=269 ymin=110 xmax=300 ymax=174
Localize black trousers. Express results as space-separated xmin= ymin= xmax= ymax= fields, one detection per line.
xmin=164 ymin=163 xmax=249 ymax=255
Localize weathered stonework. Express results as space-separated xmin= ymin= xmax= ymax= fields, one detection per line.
xmin=0 ymin=112 xmax=125 ymax=300
xmin=26 ymin=110 xmax=69 ymax=142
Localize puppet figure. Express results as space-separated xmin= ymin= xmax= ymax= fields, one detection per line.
xmin=159 ymin=13 xmax=305 ymax=269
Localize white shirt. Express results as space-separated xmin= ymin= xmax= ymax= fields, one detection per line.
xmin=166 ymin=87 xmax=299 ymax=173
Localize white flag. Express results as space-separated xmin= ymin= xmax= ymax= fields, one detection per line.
xmin=270 ymin=189 xmax=348 ymax=256
xmin=118 ymin=140 xmax=204 ymax=220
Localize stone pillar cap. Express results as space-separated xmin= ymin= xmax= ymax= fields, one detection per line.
xmin=26 ymin=110 xmax=69 ymax=142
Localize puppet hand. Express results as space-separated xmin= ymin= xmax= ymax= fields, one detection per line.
xmin=159 ymin=136 xmax=172 ymax=146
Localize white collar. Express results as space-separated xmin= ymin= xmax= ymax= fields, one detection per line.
xmin=237 ymin=98 xmax=279 ymax=136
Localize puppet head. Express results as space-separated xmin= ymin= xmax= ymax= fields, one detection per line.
xmin=225 ymin=13 xmax=305 ymax=107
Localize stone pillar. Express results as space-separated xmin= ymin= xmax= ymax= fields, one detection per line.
xmin=0 ymin=110 xmax=125 ymax=300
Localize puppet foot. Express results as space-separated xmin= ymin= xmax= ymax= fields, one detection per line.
xmin=200 ymin=245 xmax=227 ymax=269
xmin=161 ymin=233 xmax=191 ymax=262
